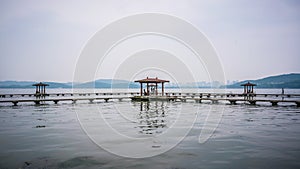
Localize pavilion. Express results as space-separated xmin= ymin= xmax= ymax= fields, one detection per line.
xmin=134 ymin=77 xmax=169 ymax=96
xmin=241 ymin=82 xmax=256 ymax=94
xmin=32 ymin=82 xmax=49 ymax=95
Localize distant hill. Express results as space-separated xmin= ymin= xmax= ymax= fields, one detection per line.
xmin=0 ymin=81 xmax=71 ymax=88
xmin=0 ymin=81 xmax=36 ymax=88
xmin=73 ymin=79 xmax=139 ymax=88
xmin=1 ymin=73 xmax=299 ymax=89
xmin=227 ymin=73 xmax=300 ymax=88
xmin=0 ymin=79 xmax=139 ymax=89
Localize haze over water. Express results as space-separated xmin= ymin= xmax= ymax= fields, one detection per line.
xmin=0 ymin=88 xmax=299 ymax=169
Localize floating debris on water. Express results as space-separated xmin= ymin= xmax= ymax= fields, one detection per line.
xmin=152 ymin=145 xmax=161 ymax=148
xmin=35 ymin=125 xmax=46 ymax=128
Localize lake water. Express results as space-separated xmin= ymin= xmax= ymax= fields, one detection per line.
xmin=0 ymin=88 xmax=300 ymax=169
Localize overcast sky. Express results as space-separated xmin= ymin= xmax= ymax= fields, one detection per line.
xmin=0 ymin=0 xmax=299 ymax=82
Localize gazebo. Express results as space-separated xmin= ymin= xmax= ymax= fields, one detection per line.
xmin=134 ymin=77 xmax=169 ymax=96
xmin=241 ymin=82 xmax=256 ymax=94
xmin=32 ymin=82 xmax=49 ymax=95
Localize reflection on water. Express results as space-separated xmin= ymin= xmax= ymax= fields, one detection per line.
xmin=137 ymin=101 xmax=167 ymax=135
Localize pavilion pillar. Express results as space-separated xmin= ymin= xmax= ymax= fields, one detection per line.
xmin=162 ymin=82 xmax=165 ymax=96
xmin=155 ymin=83 xmax=158 ymax=95
xmin=241 ymin=82 xmax=256 ymax=95
xmin=146 ymin=83 xmax=149 ymax=96
xmin=140 ymin=83 xmax=142 ymax=96
xmin=36 ymin=86 xmax=38 ymax=94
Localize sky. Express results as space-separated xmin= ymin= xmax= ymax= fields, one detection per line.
xmin=0 ymin=0 xmax=299 ymax=83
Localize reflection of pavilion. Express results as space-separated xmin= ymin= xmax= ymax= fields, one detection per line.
xmin=136 ymin=101 xmax=167 ymax=135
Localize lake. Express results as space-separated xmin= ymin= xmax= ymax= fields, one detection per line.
xmin=0 ymin=88 xmax=300 ymax=169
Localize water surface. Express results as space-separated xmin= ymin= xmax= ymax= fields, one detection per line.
xmin=0 ymin=89 xmax=299 ymax=168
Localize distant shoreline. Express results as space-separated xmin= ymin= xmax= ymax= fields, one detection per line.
xmin=0 ymin=73 xmax=299 ymax=89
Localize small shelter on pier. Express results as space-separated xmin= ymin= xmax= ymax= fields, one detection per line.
xmin=241 ymin=82 xmax=256 ymax=94
xmin=32 ymin=82 xmax=49 ymax=95
xmin=135 ymin=77 xmax=169 ymax=96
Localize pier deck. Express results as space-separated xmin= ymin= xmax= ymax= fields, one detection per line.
xmin=0 ymin=96 xmax=132 ymax=106
xmin=0 ymin=92 xmax=299 ymax=107
xmin=132 ymin=94 xmax=300 ymax=107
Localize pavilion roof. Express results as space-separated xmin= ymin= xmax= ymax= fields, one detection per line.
xmin=240 ymin=81 xmax=256 ymax=86
xmin=32 ymin=82 xmax=49 ymax=86
xmin=134 ymin=77 xmax=169 ymax=83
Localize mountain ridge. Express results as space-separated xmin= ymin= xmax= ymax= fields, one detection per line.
xmin=0 ymin=73 xmax=299 ymax=89
xmin=227 ymin=73 xmax=300 ymax=88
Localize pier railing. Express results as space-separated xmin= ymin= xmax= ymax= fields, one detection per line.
xmin=1 ymin=92 xmax=300 ymax=99
xmin=165 ymin=92 xmax=300 ymax=98
xmin=0 ymin=92 xmax=299 ymax=106
xmin=0 ymin=92 xmax=140 ymax=98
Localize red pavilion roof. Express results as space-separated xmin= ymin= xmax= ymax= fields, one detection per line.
xmin=134 ymin=77 xmax=169 ymax=83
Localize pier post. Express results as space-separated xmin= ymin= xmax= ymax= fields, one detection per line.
xmin=271 ymin=101 xmax=278 ymax=106
xmin=34 ymin=100 xmax=40 ymax=105
xmin=12 ymin=101 xmax=18 ymax=106
xmin=229 ymin=100 xmax=236 ymax=105
xmin=211 ymin=100 xmax=218 ymax=104
xmin=249 ymin=101 xmax=256 ymax=105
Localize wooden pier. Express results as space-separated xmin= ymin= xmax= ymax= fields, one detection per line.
xmin=0 ymin=92 xmax=140 ymax=106
xmin=0 ymin=92 xmax=139 ymax=98
xmin=1 ymin=80 xmax=298 ymax=107
xmin=0 ymin=92 xmax=299 ymax=107
xmin=131 ymin=93 xmax=300 ymax=107
xmin=0 ymin=97 xmax=132 ymax=106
